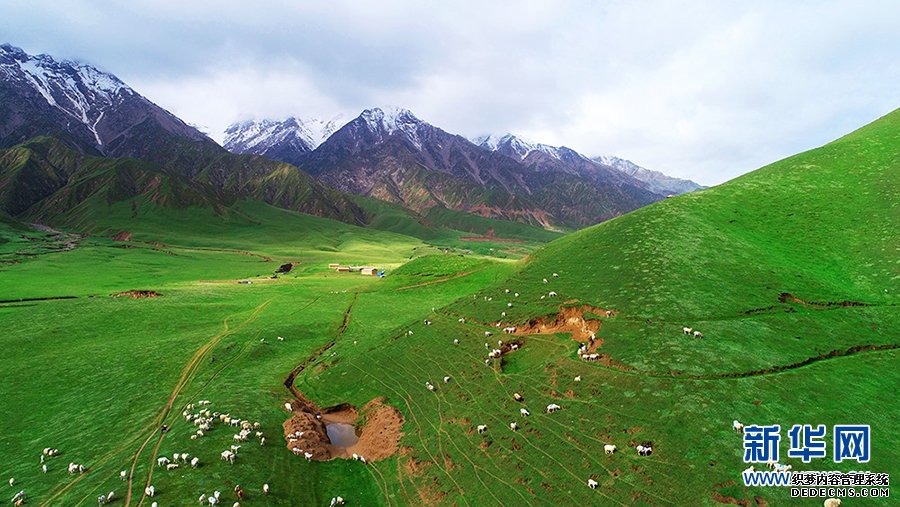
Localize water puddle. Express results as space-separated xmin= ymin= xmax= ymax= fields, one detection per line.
xmin=326 ymin=422 xmax=359 ymax=447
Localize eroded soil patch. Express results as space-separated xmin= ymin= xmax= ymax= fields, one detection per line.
xmin=112 ymin=290 xmax=162 ymax=299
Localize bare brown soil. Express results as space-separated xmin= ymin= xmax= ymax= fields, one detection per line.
xmin=778 ymin=292 xmax=871 ymax=308
xmin=283 ymin=398 xmax=404 ymax=462
xmin=510 ymin=304 xmax=614 ymax=342
xmin=112 ymin=231 xmax=133 ymax=241
xmin=112 ymin=290 xmax=162 ymax=299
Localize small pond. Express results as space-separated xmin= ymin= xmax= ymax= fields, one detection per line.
xmin=326 ymin=423 xmax=359 ymax=447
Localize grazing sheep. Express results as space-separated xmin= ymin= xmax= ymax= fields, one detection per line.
xmin=424 ymin=319 xmax=432 ymax=326
xmin=823 ymin=499 xmax=841 ymax=507
xmin=503 ymin=326 xmax=516 ymax=334
xmin=8 ymin=479 xmax=14 ymax=487
xmin=107 ymin=492 xmax=115 ymax=503
xmin=166 ymin=463 xmax=179 ymax=471
xmin=199 ymin=494 xmax=207 ymax=504
xmin=458 ymin=318 xmax=465 ymax=323
xmin=277 ymin=336 xmax=284 ymax=341
xmin=260 ymin=437 xmax=266 ymax=446
xmin=304 ymin=452 xmax=314 ymax=461
xmin=443 ymin=376 xmax=451 ymax=383
xmin=208 ymin=496 xmax=218 ymax=506
xmin=484 ymin=331 xmax=493 ymax=337
xmin=513 ymin=393 xmax=523 ymax=402
xmin=231 ymin=445 xmax=241 ymax=452
xmin=587 ymin=478 xmax=598 ymax=489
xmin=407 ymin=330 xmax=414 ymax=336
xmin=509 ymin=422 xmax=518 ymax=431
xmin=514 ymin=292 xmax=519 ymax=297
xmin=743 ymin=466 xmax=755 ymax=474
xmin=552 ymin=273 xmax=559 ymax=277
xmin=636 ymin=445 xmax=653 ymax=456
xmin=774 ymin=464 xmax=792 ymax=472
xmin=574 ymin=375 xmax=582 ymax=382
xmin=683 ymin=327 xmax=692 ymax=335
xmin=505 ymin=289 xmax=510 ymax=293
xmin=453 ymin=339 xmax=459 ymax=345
xmin=191 ymin=457 xmax=200 ymax=468
xmin=120 ymin=470 xmax=127 ymax=480
xmin=284 ymin=402 xmax=292 ymax=411
xmin=548 ymin=291 xmax=557 ymax=297
xmin=263 ymin=484 xmax=270 ymax=495
xmin=507 ymin=303 xmax=513 ymax=308
xmin=157 ymin=457 xmax=170 ymax=467
xmin=145 ymin=485 xmax=155 ymax=497
xmin=214 ymin=491 xmax=221 ymax=500
xmin=693 ymin=331 xmax=703 ymax=339
xmin=152 ymin=503 xmax=157 ymax=507
xmin=425 ymin=382 xmax=435 ymax=392
xmin=477 ymin=425 xmax=488 ymax=434
xmin=220 ymin=450 xmax=235 ymax=464
xmin=733 ymin=420 xmax=745 ymax=433
xmin=546 ymin=403 xmax=561 ymax=413
xmin=41 ymin=464 xmax=47 ymax=473
xmin=520 ymin=408 xmax=530 ymax=417
xmin=604 ymin=444 xmax=617 ymax=454
xmin=98 ymin=494 xmax=107 ymax=506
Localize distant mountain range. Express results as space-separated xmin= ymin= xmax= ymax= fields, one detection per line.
xmin=0 ymin=43 xmax=703 ymax=232
xmin=225 ymin=109 xmax=703 ymax=227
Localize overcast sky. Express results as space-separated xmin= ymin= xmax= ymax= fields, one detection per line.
xmin=2 ymin=0 xmax=898 ymax=184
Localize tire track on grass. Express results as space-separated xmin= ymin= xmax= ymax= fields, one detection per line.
xmin=126 ymin=300 xmax=272 ymax=507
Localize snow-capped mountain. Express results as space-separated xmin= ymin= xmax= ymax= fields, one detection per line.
xmin=0 ymin=43 xmax=211 ymax=158
xmin=593 ymin=155 xmax=704 ymax=195
xmin=472 ymin=133 xmax=563 ymax=161
xmin=475 ymin=132 xmax=702 ymax=196
xmin=224 ymin=115 xmax=347 ymax=166
xmin=293 ymin=108 xmax=662 ymax=227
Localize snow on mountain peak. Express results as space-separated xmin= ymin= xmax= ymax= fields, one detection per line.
xmin=223 ymin=114 xmax=348 ymax=154
xmin=0 ymin=43 xmax=131 ymax=146
xmin=358 ymin=107 xmax=423 ymax=149
xmin=473 ymin=133 xmax=562 ymax=160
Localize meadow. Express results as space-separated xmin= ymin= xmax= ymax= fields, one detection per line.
xmin=0 ymin=110 xmax=897 ymax=506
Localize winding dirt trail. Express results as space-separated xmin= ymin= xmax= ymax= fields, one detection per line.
xmin=123 ymin=300 xmax=272 ymax=507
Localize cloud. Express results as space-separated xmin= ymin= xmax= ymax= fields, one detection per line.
xmin=1 ymin=0 xmax=898 ymax=184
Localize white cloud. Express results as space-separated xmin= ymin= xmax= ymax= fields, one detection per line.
xmin=2 ymin=0 xmax=898 ymax=184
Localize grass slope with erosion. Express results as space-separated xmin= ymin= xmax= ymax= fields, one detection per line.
xmin=302 ymin=110 xmax=898 ymax=505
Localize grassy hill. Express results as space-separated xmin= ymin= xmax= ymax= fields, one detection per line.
xmin=0 ymin=110 xmax=896 ymax=506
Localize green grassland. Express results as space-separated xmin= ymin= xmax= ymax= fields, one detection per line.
xmin=0 ymin=110 xmax=897 ymax=506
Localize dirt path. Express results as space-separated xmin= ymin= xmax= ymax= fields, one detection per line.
xmin=124 ymin=300 xmax=272 ymax=507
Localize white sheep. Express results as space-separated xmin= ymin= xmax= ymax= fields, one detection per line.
xmin=119 ymin=470 xmax=127 ymax=480
xmin=587 ymin=478 xmax=598 ymax=489
xmin=484 ymin=331 xmax=493 ymax=337
xmin=41 ymin=464 xmax=47 ymax=473
xmin=199 ymin=493 xmax=207 ymax=504
xmin=107 ymin=492 xmax=115 ymax=503
xmin=574 ymin=375 xmax=581 ymax=382
xmin=682 ymin=327 xmax=692 ymax=335
xmin=477 ymin=425 xmax=488 ymax=434
xmin=145 ymin=485 xmax=155 ymax=497
xmin=284 ymin=402 xmax=292 ymax=411
xmin=191 ymin=457 xmax=200 ymax=468
xmin=8 ymin=478 xmax=14 ymax=487
xmin=520 ymin=408 xmax=530 ymax=417
xmin=263 ymin=484 xmax=270 ymax=495
xmin=166 ymin=463 xmax=179 ymax=471
xmin=443 ymin=376 xmax=451 ymax=383
xmin=733 ymin=420 xmax=744 ymax=433
xmin=453 ymin=339 xmax=459 ymax=345
xmin=548 ymin=291 xmax=557 ymax=297
xmin=693 ymin=331 xmax=703 ymax=339
xmin=604 ymin=444 xmax=616 ymax=454
xmin=546 ymin=403 xmax=561 ymax=413
xmin=823 ymin=499 xmax=841 ymax=507
xmin=509 ymin=422 xmax=518 ymax=431
xmin=156 ymin=457 xmax=170 ymax=467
